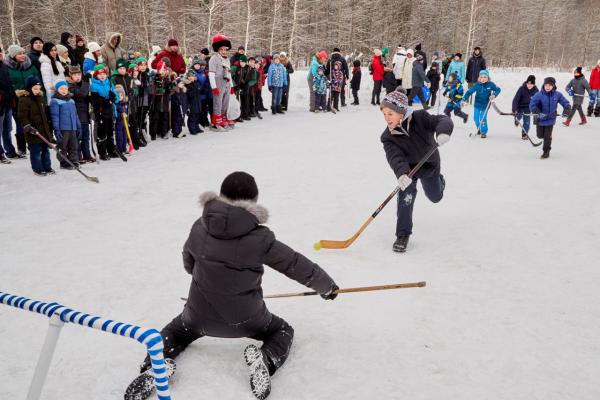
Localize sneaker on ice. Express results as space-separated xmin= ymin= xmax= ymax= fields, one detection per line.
xmin=124 ymin=358 xmax=176 ymax=400
xmin=244 ymin=344 xmax=272 ymax=400
xmin=393 ymin=235 xmax=410 ymax=253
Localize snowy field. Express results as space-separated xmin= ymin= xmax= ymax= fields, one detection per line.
xmin=1 ymin=69 xmax=599 ymax=400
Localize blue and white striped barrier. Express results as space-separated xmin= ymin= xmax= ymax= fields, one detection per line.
xmin=0 ymin=291 xmax=172 ymax=400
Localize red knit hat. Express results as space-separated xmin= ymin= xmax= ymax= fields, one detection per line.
xmin=317 ymin=50 xmax=328 ymax=61
xmin=168 ymin=38 xmax=178 ymax=47
xmin=211 ymin=34 xmax=232 ymax=52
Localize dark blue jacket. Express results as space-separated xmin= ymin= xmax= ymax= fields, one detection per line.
xmin=49 ymin=94 xmax=81 ymax=134
xmin=444 ymin=79 xmax=465 ymax=110
xmin=381 ymin=110 xmax=454 ymax=179
xmin=463 ymin=81 xmax=501 ymax=110
xmin=512 ymin=83 xmax=539 ymax=113
xmin=529 ymin=89 xmax=570 ymax=127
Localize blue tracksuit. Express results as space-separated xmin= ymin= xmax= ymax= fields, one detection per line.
xmin=463 ymin=81 xmax=501 ymax=134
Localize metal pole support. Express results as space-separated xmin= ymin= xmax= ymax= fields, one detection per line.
xmin=26 ymin=313 xmax=64 ymax=400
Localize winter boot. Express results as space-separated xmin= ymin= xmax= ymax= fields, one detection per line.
xmin=579 ymin=115 xmax=587 ymax=125
xmin=277 ymin=106 xmax=285 ymax=114
xmin=514 ymin=118 xmax=519 ymax=127
xmin=124 ymin=358 xmax=176 ymax=400
xmin=522 ymin=132 xmax=528 ymax=140
xmin=393 ymin=235 xmax=410 ymax=253
xmin=587 ymin=104 xmax=594 ymax=117
xmin=46 ymin=168 xmax=56 ymax=175
xmin=33 ymin=170 xmax=47 ymax=177
xmin=480 ymin=133 xmax=487 ymax=138
xmin=244 ymin=345 xmax=272 ymax=400
xmin=595 ymin=105 xmax=600 ymax=117
xmin=562 ymin=119 xmax=571 ymax=127
xmin=463 ymin=113 xmax=469 ymax=124
xmin=541 ymin=151 xmax=550 ymax=159
xmin=271 ymin=107 xmax=277 ymax=115
xmin=0 ymin=154 xmax=11 ymax=164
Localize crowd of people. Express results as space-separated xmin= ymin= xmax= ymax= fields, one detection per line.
xmin=0 ymin=33 xmax=296 ymax=176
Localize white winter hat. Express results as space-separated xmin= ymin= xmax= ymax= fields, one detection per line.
xmin=280 ymin=51 xmax=287 ymax=57
xmin=151 ymin=45 xmax=161 ymax=55
xmin=7 ymin=44 xmax=25 ymax=59
xmin=406 ymin=49 xmax=414 ymax=56
xmin=597 ymin=59 xmax=600 ymax=65
xmin=373 ymin=48 xmax=382 ymax=56
xmin=56 ymin=44 xmax=69 ymax=55
xmin=87 ymin=42 xmax=101 ymax=53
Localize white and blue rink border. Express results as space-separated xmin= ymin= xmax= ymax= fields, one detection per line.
xmin=0 ymin=290 xmax=172 ymax=400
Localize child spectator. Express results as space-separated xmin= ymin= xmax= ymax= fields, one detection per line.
xmin=149 ymin=59 xmax=174 ymax=139
xmin=135 ymin=57 xmax=151 ymax=144
xmin=267 ymin=53 xmax=288 ymax=114
xmin=382 ymin=66 xmax=397 ymax=94
xmin=246 ymin=57 xmax=260 ymax=119
xmin=113 ymin=84 xmax=129 ymax=153
xmin=184 ymin=69 xmax=203 ymax=135
xmin=49 ymin=80 xmax=81 ymax=169
xmin=68 ymin=65 xmax=94 ymax=162
xmin=90 ymin=64 xmax=119 ymax=160
xmin=313 ymin=66 xmax=329 ymax=112
xmin=350 ymin=60 xmax=361 ymax=105
xmin=191 ymin=57 xmax=212 ymax=128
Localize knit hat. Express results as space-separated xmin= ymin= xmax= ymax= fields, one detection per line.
xmin=151 ymin=45 xmax=162 ymax=55
xmin=353 ymin=60 xmax=361 ymax=67
xmin=93 ymin=64 xmax=108 ymax=77
xmin=373 ymin=48 xmax=382 ymax=56
xmin=543 ymin=77 xmax=556 ymax=87
xmin=186 ymin=69 xmax=196 ymax=78
xmin=54 ymin=80 xmax=68 ymax=91
xmin=381 ymin=87 xmax=410 ymax=115
xmin=56 ymin=44 xmax=68 ymax=55
xmin=455 ymin=52 xmax=462 ymax=59
xmin=211 ymin=34 xmax=232 ymax=52
xmin=30 ymin=37 xmax=44 ymax=47
xmin=238 ymin=46 xmax=245 ymax=51
xmin=239 ymin=55 xmax=248 ymax=63
xmin=220 ymin=171 xmax=259 ymax=202
xmin=25 ymin=76 xmax=42 ymax=92
xmin=42 ymin=42 xmax=56 ymax=56
xmin=7 ymin=44 xmax=25 ymax=59
xmin=87 ymin=41 xmax=101 ymax=53
xmin=116 ymin=58 xmax=128 ymax=70
xmin=317 ymin=65 xmax=325 ymax=72
xmin=135 ymin=56 xmax=147 ymax=64
xmin=168 ymin=38 xmax=179 ymax=47
xmin=69 ymin=65 xmax=81 ymax=75
xmin=191 ymin=56 xmax=202 ymax=65
xmin=526 ymin=75 xmax=536 ymax=84
xmin=75 ymin=34 xmax=85 ymax=44
xmin=128 ymin=63 xmax=138 ymax=73
xmin=382 ymin=47 xmax=390 ymax=56
xmin=333 ymin=48 xmax=340 ymax=52
xmin=272 ymin=52 xmax=280 ymax=59
xmin=479 ymin=69 xmax=490 ymax=78
xmin=575 ymin=66 xmax=583 ymax=75
xmin=317 ymin=50 xmax=328 ymax=61
xmin=280 ymin=51 xmax=287 ymax=57
xmin=415 ymin=43 xmax=422 ymax=51
xmin=200 ymin=48 xmax=210 ymax=56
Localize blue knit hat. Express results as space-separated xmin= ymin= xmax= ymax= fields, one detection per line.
xmin=54 ymin=81 xmax=68 ymax=91
xmin=479 ymin=69 xmax=490 ymax=77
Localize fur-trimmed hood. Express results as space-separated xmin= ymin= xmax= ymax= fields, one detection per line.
xmin=105 ymin=32 xmax=123 ymax=50
xmin=4 ymin=55 xmax=33 ymax=70
xmin=199 ymin=191 xmax=269 ymax=224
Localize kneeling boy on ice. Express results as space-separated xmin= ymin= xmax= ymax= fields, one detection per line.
xmin=126 ymin=172 xmax=338 ymax=400
xmin=462 ymin=70 xmax=500 ymax=138
xmin=380 ymin=87 xmax=453 ymax=253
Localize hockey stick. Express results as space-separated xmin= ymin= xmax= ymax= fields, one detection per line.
xmin=29 ymin=127 xmax=100 ymax=183
xmin=122 ymin=113 xmax=134 ymax=154
xmin=90 ymin=116 xmax=100 ymax=164
xmin=314 ymin=145 xmax=439 ymax=250
xmin=469 ymin=98 xmax=492 ymax=137
xmin=514 ymin=117 xmax=542 ymax=147
xmin=180 ymin=281 xmax=426 ymax=301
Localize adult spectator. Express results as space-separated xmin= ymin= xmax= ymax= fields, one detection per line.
xmin=151 ymin=39 xmax=186 ymax=74
xmin=392 ymin=45 xmax=407 ymax=87
xmin=59 ymin=32 xmax=80 ymax=66
xmin=370 ymin=48 xmax=384 ymax=105
xmin=28 ymin=37 xmax=44 ymax=72
xmin=4 ymin=44 xmax=40 ymax=156
xmin=75 ymin=35 xmax=88 ymax=66
xmin=466 ymin=46 xmax=487 ymax=103
xmin=39 ymin=42 xmax=66 ymax=103
xmin=307 ymin=50 xmax=328 ymax=112
xmin=325 ymin=48 xmax=349 ymax=107
xmin=401 ymin=49 xmax=414 ymax=96
xmin=82 ymin=42 xmax=102 ymax=77
xmin=415 ymin=43 xmax=427 ymax=70
xmin=0 ymin=47 xmax=17 ymax=162
xmin=100 ymin=32 xmax=125 ymax=72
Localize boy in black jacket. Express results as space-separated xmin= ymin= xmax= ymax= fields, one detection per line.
xmin=127 ymin=172 xmax=338 ymax=400
xmin=426 ymin=63 xmax=441 ymax=107
xmin=184 ymin=70 xmax=203 ymax=134
xmin=68 ymin=66 xmax=94 ymax=162
xmin=380 ymin=87 xmax=453 ymax=253
xmin=511 ymin=75 xmax=538 ymax=139
xmin=350 ymin=60 xmax=361 ymax=105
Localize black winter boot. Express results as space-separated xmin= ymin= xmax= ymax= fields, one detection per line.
xmin=393 ymin=235 xmax=410 ymax=253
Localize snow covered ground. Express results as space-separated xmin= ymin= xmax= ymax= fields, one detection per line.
xmin=1 ymin=69 xmax=599 ymax=400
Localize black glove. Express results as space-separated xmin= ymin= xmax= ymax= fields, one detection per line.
xmin=321 ymin=284 xmax=339 ymax=301
xmin=109 ymin=91 xmax=117 ymax=103
xmin=563 ymin=106 xmax=571 ymax=117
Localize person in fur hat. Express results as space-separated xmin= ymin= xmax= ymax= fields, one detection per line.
xmin=100 ymin=32 xmax=125 ymax=72
xmin=208 ymin=34 xmax=234 ymax=131
xmin=130 ymin=171 xmax=338 ymax=400
xmin=39 ymin=42 xmax=66 ymax=104
xmin=380 ymin=87 xmax=453 ymax=253
xmin=564 ymin=66 xmax=592 ymax=126
xmin=17 ymin=76 xmax=55 ymax=176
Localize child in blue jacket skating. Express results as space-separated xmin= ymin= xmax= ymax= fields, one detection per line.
xmin=462 ymin=70 xmax=500 ymax=138
xmin=529 ymin=77 xmax=571 ymax=159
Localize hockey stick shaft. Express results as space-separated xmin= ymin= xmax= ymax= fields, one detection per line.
xmin=122 ymin=113 xmax=134 ymax=154
xmin=315 ymin=145 xmax=439 ymax=250
xmin=32 ymin=129 xmax=100 ymax=183
xmin=180 ymin=281 xmax=426 ymax=301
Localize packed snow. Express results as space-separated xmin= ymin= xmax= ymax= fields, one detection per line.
xmin=1 ymin=69 xmax=599 ymax=400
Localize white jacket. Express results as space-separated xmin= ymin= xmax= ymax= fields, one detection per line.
xmin=39 ymin=54 xmax=66 ymax=104
xmin=401 ymin=50 xmax=415 ymax=89
xmin=392 ymin=52 xmax=406 ymax=80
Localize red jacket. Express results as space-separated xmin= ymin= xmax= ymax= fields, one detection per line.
xmin=151 ymin=49 xmax=186 ymax=74
xmin=590 ymin=66 xmax=600 ymax=90
xmin=371 ymin=55 xmax=384 ymax=81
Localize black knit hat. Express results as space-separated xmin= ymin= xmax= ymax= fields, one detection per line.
xmin=220 ymin=172 xmax=259 ymax=201
xmin=30 ymin=36 xmax=44 ymax=47
xmin=543 ymin=77 xmax=556 ymax=87
xmin=200 ymin=48 xmax=209 ymax=56
xmin=575 ymin=66 xmax=583 ymax=75
xmin=526 ymin=75 xmax=536 ymax=84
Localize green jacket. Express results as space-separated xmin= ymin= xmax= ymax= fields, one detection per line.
xmin=5 ymin=56 xmax=40 ymax=92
